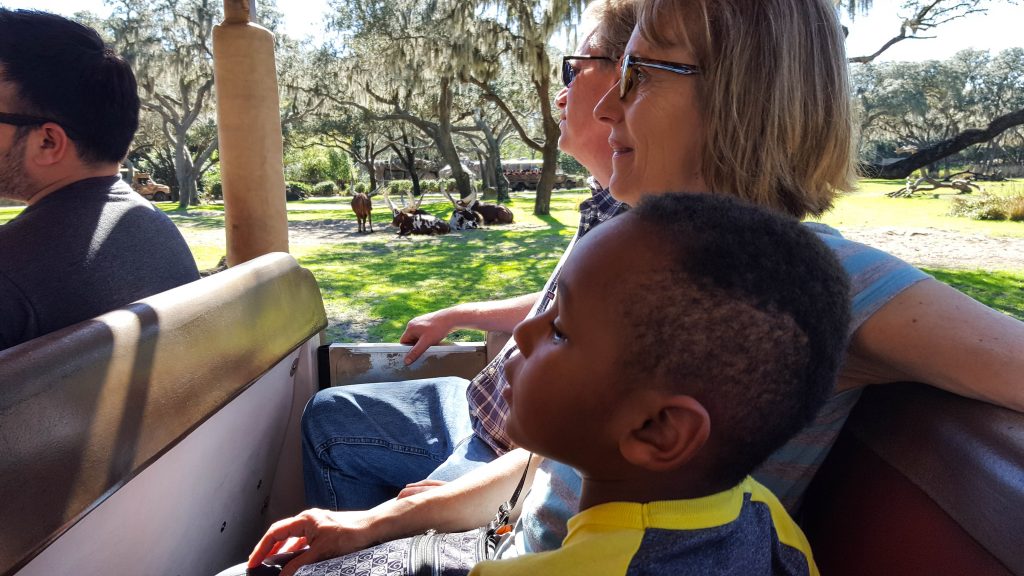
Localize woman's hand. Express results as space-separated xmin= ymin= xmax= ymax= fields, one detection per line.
xmin=247 ymin=508 xmax=382 ymax=576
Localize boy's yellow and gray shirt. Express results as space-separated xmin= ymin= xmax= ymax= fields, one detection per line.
xmin=466 ymin=182 xmax=628 ymax=453
xmin=469 ymin=477 xmax=819 ymax=576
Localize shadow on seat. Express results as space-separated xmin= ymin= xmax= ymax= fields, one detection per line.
xmin=801 ymin=383 xmax=1024 ymax=576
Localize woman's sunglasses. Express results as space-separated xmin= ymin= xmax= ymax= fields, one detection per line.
xmin=618 ymin=54 xmax=700 ymax=99
xmin=561 ymin=55 xmax=614 ymax=87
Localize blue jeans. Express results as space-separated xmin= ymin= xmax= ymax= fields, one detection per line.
xmin=302 ymin=376 xmax=498 ymax=511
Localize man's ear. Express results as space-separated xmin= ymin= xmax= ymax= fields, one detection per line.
xmin=619 ymin=395 xmax=710 ymax=472
xmin=27 ymin=123 xmax=72 ymax=167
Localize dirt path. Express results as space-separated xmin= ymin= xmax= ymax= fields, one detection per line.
xmin=838 ymin=226 xmax=1024 ymax=272
xmin=174 ymin=212 xmax=1024 ymax=272
xmin=282 ymin=219 xmax=1024 ymax=272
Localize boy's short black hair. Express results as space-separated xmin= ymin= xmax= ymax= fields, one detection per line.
xmin=620 ymin=193 xmax=851 ymax=487
xmin=0 ymin=9 xmax=139 ymax=164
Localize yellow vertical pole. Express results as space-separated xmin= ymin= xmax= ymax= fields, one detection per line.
xmin=213 ymin=0 xmax=289 ymax=266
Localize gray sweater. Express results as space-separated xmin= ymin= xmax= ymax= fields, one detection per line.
xmin=0 ymin=176 xmax=200 ymax=350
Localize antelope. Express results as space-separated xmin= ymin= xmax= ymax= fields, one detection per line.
xmin=383 ymin=189 xmax=451 ymax=236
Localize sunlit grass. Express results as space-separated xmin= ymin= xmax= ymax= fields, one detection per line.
xmin=291 ymin=190 xmax=583 ymax=342
xmin=5 ymin=184 xmax=1022 ymax=340
xmin=923 ymin=268 xmax=1024 ymax=321
xmin=813 ymin=179 xmax=1024 ymax=238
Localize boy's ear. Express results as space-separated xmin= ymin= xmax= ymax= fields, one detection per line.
xmin=619 ymin=395 xmax=710 ymax=472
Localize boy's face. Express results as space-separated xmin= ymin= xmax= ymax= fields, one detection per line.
xmin=503 ymin=218 xmax=642 ymax=471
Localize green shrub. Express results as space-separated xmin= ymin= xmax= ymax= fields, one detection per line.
xmin=354 ymin=182 xmax=368 ymax=195
xmin=312 ymin=181 xmax=338 ymax=197
xmin=976 ymin=205 xmax=1008 ymax=221
xmin=388 ymin=180 xmax=414 ymax=196
xmin=438 ymin=178 xmax=457 ymax=193
xmin=420 ymin=179 xmax=440 ymax=193
xmin=1007 ymin=194 xmax=1024 ymax=222
xmin=285 ymin=145 xmax=353 ymax=184
xmin=201 ymin=164 xmax=222 ymax=200
xmin=948 ymin=192 xmax=1008 ymax=221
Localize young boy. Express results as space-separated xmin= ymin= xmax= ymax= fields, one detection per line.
xmin=473 ymin=193 xmax=850 ymax=575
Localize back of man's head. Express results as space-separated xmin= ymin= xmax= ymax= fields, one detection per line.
xmin=620 ymin=193 xmax=851 ymax=487
xmin=0 ymin=9 xmax=139 ymax=165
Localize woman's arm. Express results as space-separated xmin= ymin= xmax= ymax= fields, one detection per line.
xmin=249 ymin=449 xmax=539 ymax=576
xmin=837 ymin=278 xmax=1024 ymax=412
xmin=400 ymin=293 xmax=541 ymax=364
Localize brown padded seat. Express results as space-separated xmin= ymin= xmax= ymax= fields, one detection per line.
xmin=0 ymin=253 xmax=326 ymax=576
xmin=802 ymin=383 xmax=1024 ymax=575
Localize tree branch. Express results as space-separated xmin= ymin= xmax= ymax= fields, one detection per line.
xmin=861 ymin=107 xmax=1024 ymax=178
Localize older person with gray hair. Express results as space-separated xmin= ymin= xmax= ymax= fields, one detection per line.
xmin=298 ymin=0 xmax=637 ymax=515
xmin=247 ymin=0 xmax=1024 ymax=573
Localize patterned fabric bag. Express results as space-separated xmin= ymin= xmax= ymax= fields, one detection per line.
xmin=295 ymin=527 xmax=500 ymax=576
xmin=268 ymin=456 xmax=533 ymax=576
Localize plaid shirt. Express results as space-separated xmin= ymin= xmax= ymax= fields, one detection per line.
xmin=467 ymin=183 xmax=629 ymax=453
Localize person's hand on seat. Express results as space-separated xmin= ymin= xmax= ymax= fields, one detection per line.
xmin=400 ymin=308 xmax=457 ymax=364
xmin=397 ymin=479 xmax=447 ymax=499
xmin=247 ymin=508 xmax=382 ymax=576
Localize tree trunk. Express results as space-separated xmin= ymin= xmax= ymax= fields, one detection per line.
xmin=432 ymin=77 xmax=473 ymax=200
xmin=393 ymin=142 xmax=422 ymax=196
xmin=476 ymin=151 xmax=490 ymax=188
xmin=474 ymin=114 xmax=510 ymax=202
xmin=534 ymin=142 xmax=560 ymax=215
xmin=533 ymin=125 xmax=560 ymax=215
xmin=533 ymin=75 xmax=560 ymax=216
xmin=175 ymin=139 xmax=195 ymax=208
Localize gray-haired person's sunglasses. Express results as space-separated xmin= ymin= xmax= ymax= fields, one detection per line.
xmin=0 ymin=112 xmax=79 ymax=139
xmin=618 ymin=54 xmax=700 ymax=99
xmin=561 ymin=55 xmax=614 ymax=87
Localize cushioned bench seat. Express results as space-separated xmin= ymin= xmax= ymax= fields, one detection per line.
xmin=802 ymin=383 xmax=1024 ymax=575
xmin=0 ymin=252 xmax=326 ymax=576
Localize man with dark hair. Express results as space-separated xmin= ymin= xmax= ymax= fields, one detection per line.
xmin=0 ymin=9 xmax=199 ymax=351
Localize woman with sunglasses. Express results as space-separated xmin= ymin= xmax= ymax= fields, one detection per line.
xmin=244 ymin=0 xmax=1024 ymax=573
xmin=595 ymin=0 xmax=1024 ymax=419
xmin=493 ymin=0 xmax=1021 ymax=558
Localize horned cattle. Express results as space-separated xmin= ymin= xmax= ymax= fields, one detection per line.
xmin=442 ymin=188 xmax=482 ymax=231
xmin=445 ymin=188 xmax=513 ymax=227
xmin=350 ymin=192 xmax=373 ymax=233
xmin=383 ymin=189 xmax=451 ymax=236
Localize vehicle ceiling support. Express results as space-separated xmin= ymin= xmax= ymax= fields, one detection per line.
xmin=213 ymin=0 xmax=289 ymax=266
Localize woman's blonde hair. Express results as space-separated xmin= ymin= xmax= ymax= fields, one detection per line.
xmin=637 ymin=0 xmax=855 ymax=218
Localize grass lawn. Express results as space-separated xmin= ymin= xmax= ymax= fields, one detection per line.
xmin=924 ymin=268 xmax=1024 ymax=321
xmin=813 ymin=179 xmax=1024 ymax=238
xmin=165 ymin=191 xmax=590 ymax=342
xmin=3 ymin=181 xmax=1022 ymax=341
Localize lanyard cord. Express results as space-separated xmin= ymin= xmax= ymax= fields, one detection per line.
xmin=486 ymin=452 xmax=534 ymax=537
